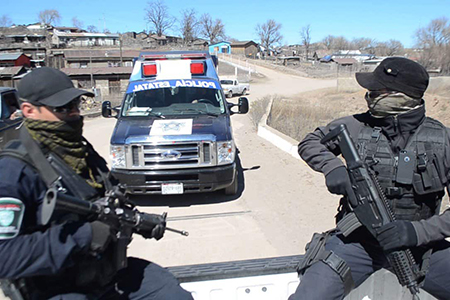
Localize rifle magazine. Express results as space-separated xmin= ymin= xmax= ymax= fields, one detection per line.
xmin=337 ymin=212 xmax=362 ymax=237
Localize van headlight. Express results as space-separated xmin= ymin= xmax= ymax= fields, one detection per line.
xmin=217 ymin=141 xmax=235 ymax=165
xmin=111 ymin=145 xmax=126 ymax=168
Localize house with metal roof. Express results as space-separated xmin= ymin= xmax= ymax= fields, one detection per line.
xmin=230 ymin=41 xmax=258 ymax=58
xmin=0 ymin=66 xmax=27 ymax=87
xmin=0 ymin=25 xmax=47 ymax=64
xmin=51 ymin=29 xmax=120 ymax=48
xmin=61 ymin=66 xmax=132 ymax=102
xmin=331 ymin=50 xmax=375 ymax=62
xmin=63 ymin=49 xmax=140 ymax=68
xmin=209 ymin=42 xmax=231 ymax=54
xmin=58 ymin=49 xmax=139 ymax=100
xmin=0 ymin=52 xmax=31 ymax=67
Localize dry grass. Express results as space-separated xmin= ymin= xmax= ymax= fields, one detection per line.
xmin=270 ymin=100 xmax=336 ymax=142
xmin=268 ymin=88 xmax=365 ymax=141
xmin=249 ymin=95 xmax=271 ymax=129
xmin=268 ymin=80 xmax=450 ymax=143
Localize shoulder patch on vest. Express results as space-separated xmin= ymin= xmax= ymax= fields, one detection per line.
xmin=0 ymin=198 xmax=25 ymax=239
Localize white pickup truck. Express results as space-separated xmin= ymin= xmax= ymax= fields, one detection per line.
xmin=169 ymin=255 xmax=437 ymax=300
xmin=220 ymin=78 xmax=250 ymax=98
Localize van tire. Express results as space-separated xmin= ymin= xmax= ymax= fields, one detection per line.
xmin=242 ymin=89 xmax=247 ymax=95
xmin=224 ymin=170 xmax=238 ymax=195
xmin=228 ymin=91 xmax=233 ymax=98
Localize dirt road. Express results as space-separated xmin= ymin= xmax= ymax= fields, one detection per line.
xmin=82 ymin=62 xmax=340 ymax=267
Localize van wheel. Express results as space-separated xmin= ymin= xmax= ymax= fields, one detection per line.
xmin=242 ymin=89 xmax=247 ymax=95
xmin=224 ymin=170 xmax=238 ymax=195
xmin=228 ymin=91 xmax=233 ymax=98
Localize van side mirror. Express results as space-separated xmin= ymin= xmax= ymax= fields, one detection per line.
xmin=238 ymin=97 xmax=249 ymax=114
xmin=102 ymin=101 xmax=112 ymax=118
xmin=227 ymin=97 xmax=249 ymax=115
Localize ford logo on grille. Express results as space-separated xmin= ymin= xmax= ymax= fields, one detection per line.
xmin=161 ymin=150 xmax=182 ymax=159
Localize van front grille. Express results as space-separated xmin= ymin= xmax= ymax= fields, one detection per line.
xmin=128 ymin=141 xmax=214 ymax=169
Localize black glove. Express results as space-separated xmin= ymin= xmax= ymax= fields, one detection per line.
xmin=90 ymin=221 xmax=116 ymax=253
xmin=325 ymin=166 xmax=352 ymax=196
xmin=376 ymin=221 xmax=418 ymax=252
xmin=138 ymin=213 xmax=166 ymax=240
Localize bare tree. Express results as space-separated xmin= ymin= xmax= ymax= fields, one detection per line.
xmin=199 ymin=13 xmax=225 ymax=44
xmin=333 ymin=36 xmax=350 ymax=51
xmin=415 ymin=17 xmax=450 ymax=74
xmin=300 ymin=24 xmax=311 ymax=60
xmin=144 ymin=0 xmax=175 ymax=36
xmin=415 ymin=17 xmax=450 ymax=48
xmin=86 ymin=25 xmax=98 ymax=33
xmin=383 ymin=39 xmax=404 ymax=56
xmin=351 ymin=37 xmax=378 ymax=53
xmin=320 ymin=35 xmax=350 ymax=51
xmin=38 ymin=9 xmax=61 ymax=26
xmin=0 ymin=15 xmax=12 ymax=27
xmin=255 ymin=19 xmax=283 ymax=51
xmin=321 ymin=35 xmax=334 ymax=50
xmin=72 ymin=17 xmax=84 ymax=30
xmin=180 ymin=8 xmax=198 ymax=45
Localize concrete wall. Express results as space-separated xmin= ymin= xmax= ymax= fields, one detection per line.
xmin=96 ymin=79 xmax=109 ymax=97
xmin=428 ymin=76 xmax=450 ymax=95
xmin=120 ymin=79 xmax=128 ymax=93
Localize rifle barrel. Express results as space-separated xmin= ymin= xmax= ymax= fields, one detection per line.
xmin=166 ymin=227 xmax=189 ymax=236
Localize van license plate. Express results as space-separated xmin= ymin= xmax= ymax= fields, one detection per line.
xmin=161 ymin=183 xmax=183 ymax=194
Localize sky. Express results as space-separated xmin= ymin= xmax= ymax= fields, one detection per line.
xmin=2 ymin=0 xmax=450 ymax=48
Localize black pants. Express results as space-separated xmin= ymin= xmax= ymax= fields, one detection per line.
xmin=289 ymin=234 xmax=450 ymax=300
xmin=38 ymin=258 xmax=193 ymax=300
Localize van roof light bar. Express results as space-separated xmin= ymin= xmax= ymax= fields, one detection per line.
xmin=141 ymin=53 xmax=208 ymax=61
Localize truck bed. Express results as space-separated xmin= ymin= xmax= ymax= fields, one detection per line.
xmin=168 ymin=255 xmax=437 ymax=300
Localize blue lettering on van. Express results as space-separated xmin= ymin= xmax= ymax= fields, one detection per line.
xmin=128 ymin=79 xmax=217 ymax=93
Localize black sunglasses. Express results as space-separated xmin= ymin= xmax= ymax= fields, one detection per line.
xmin=49 ymin=99 xmax=81 ymax=114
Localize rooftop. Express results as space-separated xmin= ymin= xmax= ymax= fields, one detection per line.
xmin=0 ymin=66 xmax=26 ymax=77
xmin=64 ymin=49 xmax=140 ymax=59
xmin=61 ymin=66 xmax=132 ymax=76
xmin=0 ymin=52 xmax=25 ymax=61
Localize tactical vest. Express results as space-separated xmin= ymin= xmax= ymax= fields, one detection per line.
xmin=356 ymin=117 xmax=447 ymax=221
xmin=0 ymin=128 xmax=111 ymax=202
xmin=0 ymin=127 xmax=117 ymax=296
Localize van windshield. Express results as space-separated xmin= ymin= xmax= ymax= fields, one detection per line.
xmin=121 ymin=82 xmax=226 ymax=117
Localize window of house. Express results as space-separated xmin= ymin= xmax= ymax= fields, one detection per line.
xmin=109 ymin=78 xmax=121 ymax=95
xmin=108 ymin=61 xmax=120 ymax=67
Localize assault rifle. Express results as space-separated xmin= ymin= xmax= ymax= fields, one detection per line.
xmin=1 ymin=185 xmax=189 ymax=300
xmin=321 ymin=124 xmax=421 ymax=300
xmin=41 ymin=185 xmax=188 ymax=270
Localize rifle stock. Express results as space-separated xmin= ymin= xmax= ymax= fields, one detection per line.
xmin=321 ymin=124 xmax=421 ymax=299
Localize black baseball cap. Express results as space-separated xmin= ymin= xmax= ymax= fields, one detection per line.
xmin=18 ymin=67 xmax=94 ymax=107
xmin=355 ymin=57 xmax=429 ymax=99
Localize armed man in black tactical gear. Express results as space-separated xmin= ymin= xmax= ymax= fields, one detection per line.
xmin=0 ymin=67 xmax=194 ymax=300
xmin=289 ymin=57 xmax=450 ymax=300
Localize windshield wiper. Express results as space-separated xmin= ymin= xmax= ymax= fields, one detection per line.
xmin=148 ymin=111 xmax=165 ymax=118
xmin=174 ymin=108 xmax=219 ymax=117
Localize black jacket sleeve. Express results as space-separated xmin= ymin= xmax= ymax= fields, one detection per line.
xmin=298 ymin=115 xmax=363 ymax=176
xmin=0 ymin=157 xmax=92 ymax=279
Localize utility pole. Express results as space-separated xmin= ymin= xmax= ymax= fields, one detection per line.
xmin=119 ymin=34 xmax=123 ymax=67
xmin=89 ymin=47 xmax=94 ymax=89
